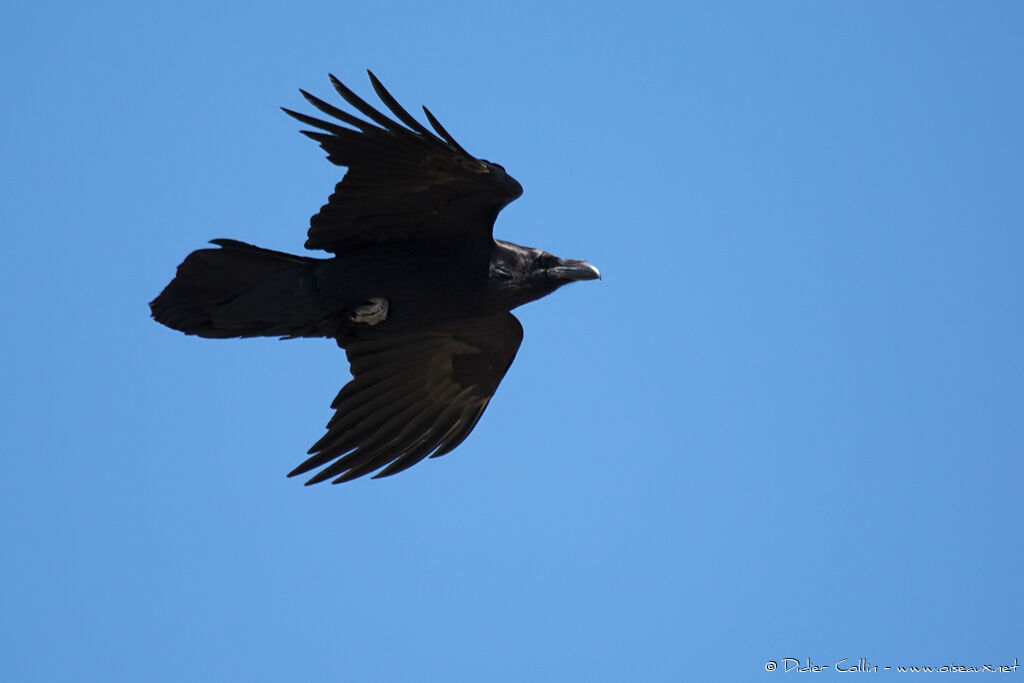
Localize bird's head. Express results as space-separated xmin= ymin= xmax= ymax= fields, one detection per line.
xmin=489 ymin=240 xmax=600 ymax=310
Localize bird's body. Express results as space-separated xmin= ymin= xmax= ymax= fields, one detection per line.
xmin=151 ymin=72 xmax=598 ymax=483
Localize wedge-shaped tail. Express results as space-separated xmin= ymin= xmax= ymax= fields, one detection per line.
xmin=150 ymin=239 xmax=327 ymax=339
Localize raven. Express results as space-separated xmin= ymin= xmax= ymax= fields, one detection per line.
xmin=151 ymin=72 xmax=599 ymax=484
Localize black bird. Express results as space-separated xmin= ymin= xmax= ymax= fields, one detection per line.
xmin=151 ymin=72 xmax=599 ymax=484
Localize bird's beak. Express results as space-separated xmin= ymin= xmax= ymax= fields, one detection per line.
xmin=548 ymin=259 xmax=601 ymax=282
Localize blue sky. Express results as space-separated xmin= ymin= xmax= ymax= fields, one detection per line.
xmin=2 ymin=1 xmax=1021 ymax=680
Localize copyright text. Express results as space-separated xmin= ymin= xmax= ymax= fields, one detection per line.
xmin=764 ymin=658 xmax=1020 ymax=673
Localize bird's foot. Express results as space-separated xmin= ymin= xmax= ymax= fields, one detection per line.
xmin=349 ymin=297 xmax=389 ymax=325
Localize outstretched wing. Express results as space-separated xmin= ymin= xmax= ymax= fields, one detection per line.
xmin=282 ymin=71 xmax=523 ymax=254
xmin=289 ymin=312 xmax=524 ymax=484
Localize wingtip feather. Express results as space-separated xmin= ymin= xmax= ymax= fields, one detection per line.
xmin=422 ymin=105 xmax=470 ymax=157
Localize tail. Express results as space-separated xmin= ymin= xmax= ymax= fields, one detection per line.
xmin=150 ymin=239 xmax=328 ymax=339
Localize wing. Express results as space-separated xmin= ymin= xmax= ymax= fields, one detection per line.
xmin=282 ymin=71 xmax=523 ymax=254
xmin=288 ymin=312 xmax=524 ymax=484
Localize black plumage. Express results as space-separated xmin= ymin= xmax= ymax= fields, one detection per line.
xmin=151 ymin=71 xmax=599 ymax=483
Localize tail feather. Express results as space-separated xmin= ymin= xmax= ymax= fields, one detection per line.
xmin=151 ymin=239 xmax=328 ymax=339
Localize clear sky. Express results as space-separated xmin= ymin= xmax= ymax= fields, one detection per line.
xmin=2 ymin=1 xmax=1021 ymax=681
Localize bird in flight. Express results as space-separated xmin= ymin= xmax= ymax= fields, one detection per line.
xmin=151 ymin=71 xmax=599 ymax=484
